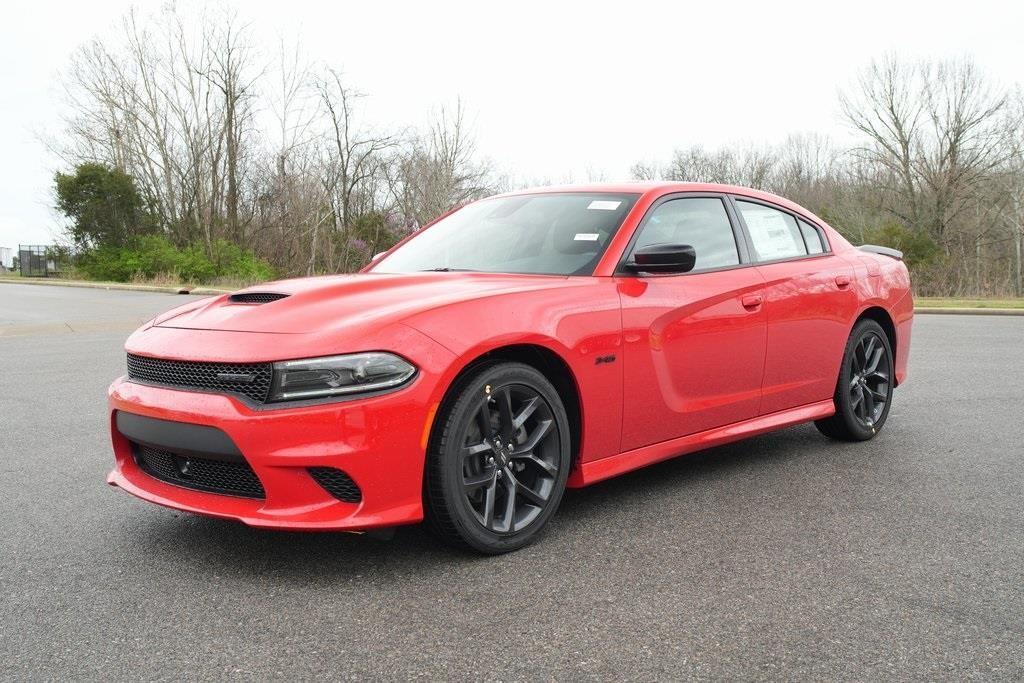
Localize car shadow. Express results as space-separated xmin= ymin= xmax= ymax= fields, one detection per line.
xmin=121 ymin=423 xmax=855 ymax=579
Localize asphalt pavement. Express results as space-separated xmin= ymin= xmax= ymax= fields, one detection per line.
xmin=1 ymin=282 xmax=1022 ymax=680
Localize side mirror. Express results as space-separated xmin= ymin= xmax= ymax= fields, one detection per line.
xmin=626 ymin=243 xmax=697 ymax=274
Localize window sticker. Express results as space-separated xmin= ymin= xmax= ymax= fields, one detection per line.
xmin=574 ymin=233 xmax=600 ymax=241
xmin=587 ymin=200 xmax=621 ymax=211
xmin=744 ymin=209 xmax=802 ymax=259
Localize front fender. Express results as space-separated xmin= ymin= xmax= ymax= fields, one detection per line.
xmin=405 ymin=281 xmax=624 ymax=465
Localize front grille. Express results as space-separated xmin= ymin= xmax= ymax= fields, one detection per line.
xmin=134 ymin=445 xmax=265 ymax=498
xmin=127 ymin=353 xmax=273 ymax=404
xmin=229 ymin=292 xmax=288 ymax=304
xmin=308 ymin=467 xmax=362 ymax=503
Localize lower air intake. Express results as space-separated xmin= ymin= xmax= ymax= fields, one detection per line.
xmin=308 ymin=467 xmax=362 ymax=503
xmin=133 ymin=444 xmax=265 ymax=499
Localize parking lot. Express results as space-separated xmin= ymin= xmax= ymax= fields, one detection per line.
xmin=1 ymin=282 xmax=1022 ymax=680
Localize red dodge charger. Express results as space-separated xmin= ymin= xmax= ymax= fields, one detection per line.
xmin=108 ymin=183 xmax=913 ymax=553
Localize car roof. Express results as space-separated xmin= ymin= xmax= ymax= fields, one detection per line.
xmin=496 ymin=182 xmax=825 ymax=227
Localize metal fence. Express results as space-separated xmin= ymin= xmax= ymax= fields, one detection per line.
xmin=18 ymin=245 xmax=65 ymax=278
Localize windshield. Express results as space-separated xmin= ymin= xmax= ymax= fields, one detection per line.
xmin=371 ymin=192 xmax=640 ymax=276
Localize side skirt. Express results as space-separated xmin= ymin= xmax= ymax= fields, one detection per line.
xmin=568 ymin=399 xmax=836 ymax=487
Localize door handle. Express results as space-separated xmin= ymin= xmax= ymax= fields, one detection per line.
xmin=741 ymin=294 xmax=763 ymax=309
xmin=835 ymin=275 xmax=851 ymax=289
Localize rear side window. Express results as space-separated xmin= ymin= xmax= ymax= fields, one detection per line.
xmin=798 ymin=219 xmax=826 ymax=254
xmin=632 ymin=197 xmax=739 ymax=271
xmin=736 ymin=200 xmax=806 ymax=261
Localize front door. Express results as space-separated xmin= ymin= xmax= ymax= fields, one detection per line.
xmin=618 ymin=195 xmax=767 ymax=451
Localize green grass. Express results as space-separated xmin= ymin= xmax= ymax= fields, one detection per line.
xmin=916 ymin=297 xmax=1024 ymax=309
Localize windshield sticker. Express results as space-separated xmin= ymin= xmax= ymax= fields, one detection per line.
xmin=574 ymin=233 xmax=600 ymax=241
xmin=587 ymin=200 xmax=621 ymax=211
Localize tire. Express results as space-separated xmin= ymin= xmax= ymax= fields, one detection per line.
xmin=424 ymin=361 xmax=571 ymax=554
xmin=815 ymin=319 xmax=895 ymax=441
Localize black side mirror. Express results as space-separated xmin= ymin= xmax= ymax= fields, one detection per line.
xmin=626 ymin=243 xmax=697 ymax=274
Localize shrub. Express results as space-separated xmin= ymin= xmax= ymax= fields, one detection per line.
xmin=862 ymin=222 xmax=942 ymax=269
xmin=76 ymin=235 xmax=273 ymax=284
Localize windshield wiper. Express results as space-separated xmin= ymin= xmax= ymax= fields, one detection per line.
xmin=419 ymin=267 xmax=472 ymax=272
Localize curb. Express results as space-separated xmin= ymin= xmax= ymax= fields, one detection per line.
xmin=0 ymin=277 xmax=230 ymax=296
xmin=914 ymin=307 xmax=1024 ymax=316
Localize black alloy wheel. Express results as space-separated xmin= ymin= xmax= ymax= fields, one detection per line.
xmin=848 ymin=332 xmax=890 ymax=428
xmin=815 ymin=318 xmax=895 ymax=441
xmin=461 ymin=384 xmax=560 ymax=533
xmin=425 ymin=361 xmax=571 ymax=553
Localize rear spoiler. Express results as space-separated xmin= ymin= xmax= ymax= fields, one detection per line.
xmin=859 ymin=244 xmax=903 ymax=260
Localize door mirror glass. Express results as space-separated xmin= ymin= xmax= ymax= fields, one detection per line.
xmin=627 ymin=243 xmax=697 ymax=274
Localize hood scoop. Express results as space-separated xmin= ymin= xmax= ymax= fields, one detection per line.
xmin=228 ymin=292 xmax=290 ymax=304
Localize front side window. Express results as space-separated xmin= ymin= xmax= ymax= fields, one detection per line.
xmin=736 ymin=200 xmax=807 ymax=261
xmin=371 ymin=193 xmax=639 ymax=276
xmin=630 ymin=197 xmax=740 ymax=271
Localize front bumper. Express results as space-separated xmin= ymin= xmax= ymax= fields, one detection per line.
xmin=107 ymin=374 xmax=438 ymax=531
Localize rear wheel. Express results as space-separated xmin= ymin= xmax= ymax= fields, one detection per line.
xmin=424 ymin=362 xmax=571 ymax=554
xmin=815 ymin=319 xmax=894 ymax=441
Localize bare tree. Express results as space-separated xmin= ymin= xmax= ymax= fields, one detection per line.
xmin=841 ymin=55 xmax=1009 ymax=244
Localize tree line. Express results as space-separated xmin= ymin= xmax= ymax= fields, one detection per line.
xmin=53 ymin=5 xmax=1023 ymax=296
xmin=633 ymin=58 xmax=1024 ymax=297
xmin=53 ymin=5 xmax=500 ymax=283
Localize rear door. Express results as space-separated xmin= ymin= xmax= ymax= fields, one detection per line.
xmin=617 ymin=194 xmax=767 ymax=451
xmin=731 ymin=197 xmax=858 ymax=414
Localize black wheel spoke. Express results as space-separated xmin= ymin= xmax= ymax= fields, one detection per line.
xmin=481 ymin=479 xmax=496 ymax=528
xmin=464 ymin=441 xmax=491 ymax=457
xmin=514 ymin=418 xmax=553 ymax=454
xmin=464 ymin=470 xmax=494 ymax=492
xmin=861 ymin=385 xmax=875 ymax=421
xmin=851 ymin=386 xmax=864 ymax=410
xmin=512 ymin=396 xmax=539 ymax=431
xmin=496 ymin=388 xmax=515 ymax=440
xmin=866 ymin=347 xmax=884 ymax=374
xmin=475 ymin=402 xmax=492 ymax=439
xmin=500 ymin=476 xmax=517 ymax=532
xmin=862 ymin=336 xmax=876 ymax=367
xmin=509 ymin=471 xmax=547 ymax=506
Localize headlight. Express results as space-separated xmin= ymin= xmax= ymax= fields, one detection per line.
xmin=268 ymin=352 xmax=416 ymax=402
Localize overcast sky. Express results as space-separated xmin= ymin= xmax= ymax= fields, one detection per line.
xmin=1 ymin=0 xmax=1022 ymax=250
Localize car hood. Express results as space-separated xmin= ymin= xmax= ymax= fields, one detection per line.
xmin=155 ymin=272 xmax=581 ymax=334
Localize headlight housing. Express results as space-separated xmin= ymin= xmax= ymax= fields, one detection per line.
xmin=268 ymin=352 xmax=416 ymax=402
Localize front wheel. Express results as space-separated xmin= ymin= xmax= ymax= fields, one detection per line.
xmin=815 ymin=319 xmax=895 ymax=441
xmin=424 ymin=361 xmax=571 ymax=554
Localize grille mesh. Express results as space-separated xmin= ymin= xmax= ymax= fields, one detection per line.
xmin=308 ymin=467 xmax=362 ymax=503
xmin=134 ymin=445 xmax=265 ymax=498
xmin=127 ymin=353 xmax=273 ymax=403
xmin=229 ymin=292 xmax=288 ymax=304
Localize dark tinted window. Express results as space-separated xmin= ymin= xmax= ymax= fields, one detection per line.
xmin=736 ymin=200 xmax=807 ymax=261
xmin=798 ymin=219 xmax=826 ymax=254
xmin=632 ymin=197 xmax=739 ymax=271
xmin=372 ymin=193 xmax=639 ymax=276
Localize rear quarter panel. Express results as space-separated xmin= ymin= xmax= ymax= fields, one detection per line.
xmin=844 ymin=251 xmax=913 ymax=385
